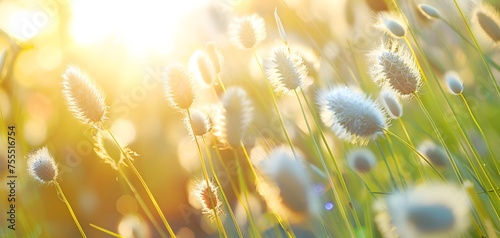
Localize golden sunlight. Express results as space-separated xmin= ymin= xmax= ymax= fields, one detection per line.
xmin=70 ymin=0 xmax=206 ymax=57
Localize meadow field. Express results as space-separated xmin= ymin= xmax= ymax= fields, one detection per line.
xmin=0 ymin=0 xmax=499 ymax=237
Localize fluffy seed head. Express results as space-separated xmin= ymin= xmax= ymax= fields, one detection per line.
xmin=229 ymin=15 xmax=266 ymax=49
xmin=27 ymin=147 xmax=58 ymax=183
xmin=205 ymin=42 xmax=224 ymax=74
xmin=318 ymin=87 xmax=387 ymax=144
xmin=184 ymin=109 xmax=211 ymax=137
xmin=62 ymin=65 xmax=107 ymax=125
xmin=163 ymin=64 xmax=196 ymax=110
xmin=374 ymin=184 xmax=470 ymax=238
xmin=265 ymin=45 xmax=308 ymax=95
xmin=444 ymin=71 xmax=464 ymax=95
xmin=472 ymin=3 xmax=500 ymax=45
xmin=189 ymin=50 xmax=217 ymax=86
xmin=213 ymin=87 xmax=254 ymax=147
xmin=376 ymin=13 xmax=407 ymax=38
xmin=379 ymin=90 xmax=403 ymax=119
xmin=417 ymin=140 xmax=449 ymax=168
xmin=94 ymin=130 xmax=138 ymax=170
xmin=370 ymin=40 xmax=422 ymax=98
xmin=418 ymin=4 xmax=441 ymax=19
xmin=195 ymin=179 xmax=222 ymax=219
xmin=347 ymin=148 xmax=377 ymax=173
xmin=257 ymin=146 xmax=320 ymax=222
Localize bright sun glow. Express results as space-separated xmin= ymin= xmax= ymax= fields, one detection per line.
xmin=70 ymin=0 xmax=206 ymax=57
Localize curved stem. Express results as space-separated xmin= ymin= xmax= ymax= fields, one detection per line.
xmin=54 ymin=181 xmax=87 ymax=238
xmin=117 ymin=168 xmax=167 ymax=238
xmin=398 ymin=119 xmax=426 ymax=183
xmin=104 ymin=125 xmax=176 ymax=238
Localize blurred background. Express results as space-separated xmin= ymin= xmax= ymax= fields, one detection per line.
xmin=0 ymin=0 xmax=499 ymax=237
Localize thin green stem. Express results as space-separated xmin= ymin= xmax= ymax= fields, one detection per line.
xmin=216 ymin=74 xmax=226 ymax=93
xmin=298 ymin=88 xmax=355 ymax=237
xmin=383 ymin=129 xmax=446 ymax=181
xmin=201 ymin=137 xmax=244 ymax=238
xmin=459 ymin=93 xmax=499 ymax=174
xmin=451 ymin=0 xmax=500 ymax=96
xmin=398 ymin=118 xmax=426 ymax=183
xmin=413 ymin=95 xmax=463 ymax=183
xmin=440 ymin=18 xmax=500 ymax=75
xmin=232 ymin=149 xmax=262 ymax=238
xmin=253 ymin=53 xmax=297 ymax=157
xmin=209 ymin=136 xmax=256 ymax=238
xmin=293 ymin=89 xmax=361 ymax=232
xmin=239 ymin=144 xmax=296 ymax=238
xmin=188 ymin=108 xmax=228 ymax=238
xmin=375 ymin=141 xmax=398 ymax=190
xmin=54 ymin=181 xmax=87 ymax=238
xmin=104 ymin=125 xmax=176 ymax=238
xmin=117 ymin=168 xmax=167 ymax=238
xmin=90 ymin=223 xmax=125 ymax=238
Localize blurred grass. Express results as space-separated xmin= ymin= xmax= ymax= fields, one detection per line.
xmin=0 ymin=0 xmax=499 ymax=237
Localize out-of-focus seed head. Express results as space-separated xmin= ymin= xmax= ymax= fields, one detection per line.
xmin=213 ymin=87 xmax=254 ymax=148
xmin=318 ymin=87 xmax=387 ymax=145
xmin=417 ymin=140 xmax=450 ymax=168
xmin=472 ymin=3 xmax=500 ymax=46
xmin=229 ymin=15 xmax=267 ymax=49
xmin=205 ymin=42 xmax=224 ymax=74
xmin=62 ymin=65 xmax=107 ymax=125
xmin=264 ymin=45 xmax=308 ymax=95
xmin=444 ymin=71 xmax=464 ymax=95
xmin=347 ymin=148 xmax=377 ymax=173
xmin=27 ymin=147 xmax=58 ymax=184
xmin=163 ymin=64 xmax=196 ymax=110
xmin=376 ymin=13 xmax=407 ymax=38
xmin=379 ymin=90 xmax=403 ymax=119
xmin=189 ymin=50 xmax=217 ymax=86
xmin=257 ymin=146 xmax=320 ymax=223
xmin=418 ymin=4 xmax=442 ymax=19
xmin=118 ymin=215 xmax=151 ymax=238
xmin=374 ymin=184 xmax=470 ymax=238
